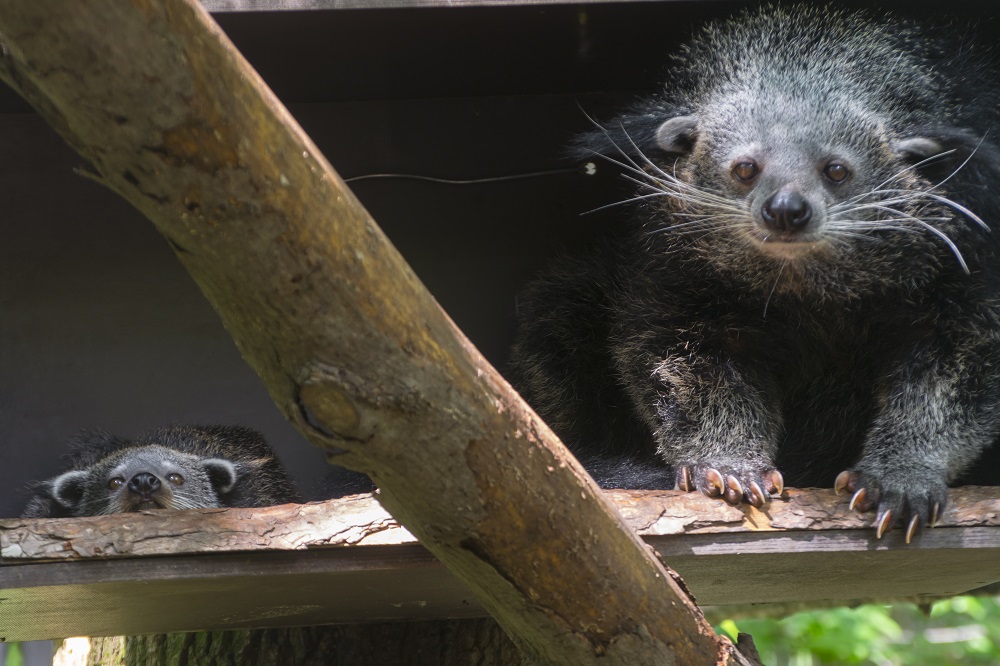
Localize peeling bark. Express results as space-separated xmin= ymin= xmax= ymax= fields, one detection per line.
xmin=4 ymin=487 xmax=998 ymax=563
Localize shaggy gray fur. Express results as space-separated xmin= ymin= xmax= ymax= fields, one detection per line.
xmin=511 ymin=5 xmax=1000 ymax=538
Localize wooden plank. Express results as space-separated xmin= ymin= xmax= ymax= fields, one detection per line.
xmin=4 ymin=528 xmax=998 ymax=642
xmin=4 ymin=488 xmax=997 ymax=563
xmin=0 ymin=548 xmax=481 ymax=642
xmin=2 ymin=488 xmax=999 ymax=641
xmin=653 ymin=528 xmax=1000 ymax=607
xmin=0 ymin=495 xmax=417 ymax=561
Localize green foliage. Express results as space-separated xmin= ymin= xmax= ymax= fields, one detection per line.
xmin=718 ymin=596 xmax=1000 ymax=665
xmin=4 ymin=644 xmax=24 ymax=666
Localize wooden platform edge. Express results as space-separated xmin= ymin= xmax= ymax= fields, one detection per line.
xmin=3 ymin=487 xmax=999 ymax=563
xmin=2 ymin=488 xmax=999 ymax=642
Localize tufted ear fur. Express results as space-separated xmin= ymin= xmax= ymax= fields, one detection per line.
xmin=889 ymin=130 xmax=1000 ymax=226
xmin=892 ymin=136 xmax=945 ymax=162
xmin=893 ymin=127 xmax=1000 ymax=179
xmin=200 ymin=458 xmax=238 ymax=495
xmin=569 ymin=104 xmax=696 ymax=166
xmin=50 ymin=470 xmax=90 ymax=511
xmin=655 ymin=115 xmax=700 ymax=154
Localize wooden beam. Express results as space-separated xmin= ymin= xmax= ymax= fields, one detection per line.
xmin=5 ymin=488 xmax=1000 ymax=562
xmin=3 ymin=488 xmax=999 ymax=642
xmin=202 ymin=0 xmax=674 ymax=10
xmin=0 ymin=2 xmax=748 ymax=662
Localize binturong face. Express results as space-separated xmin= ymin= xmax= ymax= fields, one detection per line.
xmin=49 ymin=445 xmax=238 ymax=516
xmin=647 ymin=95 xmax=962 ymax=284
xmin=658 ymin=92 xmax=945 ymax=248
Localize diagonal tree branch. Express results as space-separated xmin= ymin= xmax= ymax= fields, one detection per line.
xmin=0 ymin=2 xmax=751 ymax=663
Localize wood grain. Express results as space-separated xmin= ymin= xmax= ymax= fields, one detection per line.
xmin=3 ymin=488 xmax=998 ymax=641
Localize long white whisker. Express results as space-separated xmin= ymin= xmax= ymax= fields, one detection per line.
xmin=920 ymin=193 xmax=989 ymax=231
xmin=578 ymin=106 xmax=647 ymax=175
xmin=618 ymin=120 xmax=680 ymax=184
xmin=862 ymin=149 xmax=958 ymax=197
xmin=763 ymin=261 xmax=786 ymax=320
xmin=644 ymin=218 xmax=734 ymax=236
xmin=887 ymin=219 xmax=971 ymax=274
xmin=617 ymin=173 xmax=744 ymax=215
xmin=854 ymin=189 xmax=989 ymax=232
xmin=932 ymin=135 xmax=985 ymax=192
xmin=581 ymin=191 xmax=670 ymax=216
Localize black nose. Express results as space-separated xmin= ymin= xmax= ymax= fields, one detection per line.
xmin=128 ymin=472 xmax=161 ymax=495
xmin=761 ymin=188 xmax=812 ymax=233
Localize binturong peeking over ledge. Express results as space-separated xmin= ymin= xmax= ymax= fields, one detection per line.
xmin=22 ymin=425 xmax=301 ymax=518
xmin=509 ymin=4 xmax=1000 ymax=543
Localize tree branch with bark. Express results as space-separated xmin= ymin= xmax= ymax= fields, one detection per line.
xmin=0 ymin=1 xmax=759 ymax=663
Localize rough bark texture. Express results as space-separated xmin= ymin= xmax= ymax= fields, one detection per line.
xmin=0 ymin=2 xmax=745 ymax=664
xmin=5 ymin=487 xmax=999 ymax=645
xmin=5 ymin=487 xmax=999 ymax=563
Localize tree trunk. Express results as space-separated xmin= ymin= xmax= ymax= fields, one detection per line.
xmin=82 ymin=620 xmax=524 ymax=666
xmin=0 ymin=2 xmax=750 ymax=663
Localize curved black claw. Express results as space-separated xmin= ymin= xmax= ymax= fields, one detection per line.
xmin=836 ymin=468 xmax=947 ymax=543
xmin=677 ymin=462 xmax=785 ymax=508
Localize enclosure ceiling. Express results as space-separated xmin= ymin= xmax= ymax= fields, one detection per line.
xmin=202 ymin=0 xmax=687 ymax=11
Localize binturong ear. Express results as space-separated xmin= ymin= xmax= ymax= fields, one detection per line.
xmin=201 ymin=458 xmax=238 ymax=495
xmin=892 ymin=136 xmax=946 ymax=163
xmin=891 ymin=129 xmax=1000 ymax=182
xmin=655 ymin=115 xmax=699 ymax=154
xmin=50 ymin=470 xmax=91 ymax=511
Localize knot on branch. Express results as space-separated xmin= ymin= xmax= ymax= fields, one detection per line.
xmin=295 ymin=360 xmax=430 ymax=449
xmin=296 ymin=379 xmax=367 ymax=445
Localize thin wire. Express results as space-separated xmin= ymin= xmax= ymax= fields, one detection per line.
xmin=344 ymin=167 xmax=579 ymax=185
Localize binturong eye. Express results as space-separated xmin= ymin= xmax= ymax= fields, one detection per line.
xmin=108 ymin=477 xmax=125 ymax=490
xmin=732 ymin=160 xmax=759 ymax=182
xmin=824 ymin=161 xmax=850 ymax=183
xmin=166 ymin=473 xmax=184 ymax=486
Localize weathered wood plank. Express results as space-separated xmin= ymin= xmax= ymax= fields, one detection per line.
xmin=4 ymin=488 xmax=998 ymax=562
xmin=2 ymin=488 xmax=998 ymax=641
xmin=1 ymin=495 xmax=416 ymax=561
xmin=0 ymin=548 xmax=478 ymax=642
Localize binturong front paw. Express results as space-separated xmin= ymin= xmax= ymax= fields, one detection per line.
xmin=835 ymin=468 xmax=947 ymax=543
xmin=675 ymin=461 xmax=784 ymax=508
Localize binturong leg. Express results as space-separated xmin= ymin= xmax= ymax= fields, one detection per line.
xmin=837 ymin=331 xmax=1000 ymax=543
